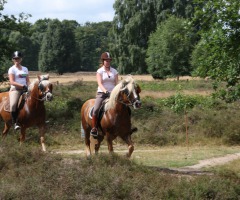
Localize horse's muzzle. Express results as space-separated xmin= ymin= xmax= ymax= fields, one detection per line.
xmin=133 ymin=100 xmax=141 ymax=109
xmin=46 ymin=92 xmax=53 ymax=101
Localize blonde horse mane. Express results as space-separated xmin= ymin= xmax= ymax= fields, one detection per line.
xmin=28 ymin=74 xmax=50 ymax=92
xmin=105 ymin=75 xmax=136 ymax=111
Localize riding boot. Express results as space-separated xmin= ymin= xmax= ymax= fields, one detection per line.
xmin=11 ymin=111 xmax=21 ymax=130
xmin=90 ymin=115 xmax=98 ymax=137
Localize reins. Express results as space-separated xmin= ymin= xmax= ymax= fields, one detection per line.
xmin=117 ymin=90 xmax=137 ymax=107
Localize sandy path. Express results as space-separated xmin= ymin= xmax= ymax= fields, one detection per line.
xmin=55 ymin=149 xmax=240 ymax=171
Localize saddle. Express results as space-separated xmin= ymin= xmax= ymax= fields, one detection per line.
xmin=89 ymin=99 xmax=132 ymax=123
xmin=89 ymin=103 xmax=105 ymax=122
xmin=2 ymin=93 xmax=27 ymax=112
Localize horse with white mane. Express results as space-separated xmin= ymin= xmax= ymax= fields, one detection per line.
xmin=81 ymin=75 xmax=141 ymax=157
xmin=0 ymin=75 xmax=53 ymax=151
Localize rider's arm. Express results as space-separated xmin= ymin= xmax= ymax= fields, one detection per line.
xmin=9 ymin=73 xmax=24 ymax=89
xmin=97 ymin=72 xmax=108 ymax=93
xmin=26 ymin=75 xmax=30 ymax=86
xmin=114 ymin=74 xmax=119 ymax=86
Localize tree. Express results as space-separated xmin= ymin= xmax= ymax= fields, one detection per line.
xmin=191 ymin=0 xmax=240 ymax=102
xmin=38 ymin=19 xmax=78 ymax=74
xmin=111 ymin=0 xmax=195 ymax=74
xmin=0 ymin=0 xmax=31 ymax=81
xmin=75 ymin=21 xmax=112 ymax=71
xmin=111 ymin=0 xmax=156 ymax=74
xmin=146 ymin=16 xmax=196 ymax=79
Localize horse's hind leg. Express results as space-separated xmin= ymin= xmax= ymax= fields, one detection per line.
xmin=2 ymin=122 xmax=11 ymax=138
xmin=106 ymin=137 xmax=114 ymax=154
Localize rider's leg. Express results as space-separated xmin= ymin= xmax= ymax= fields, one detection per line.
xmin=9 ymin=89 xmax=21 ymax=130
xmin=90 ymin=93 xmax=104 ymax=137
xmin=90 ymin=114 xmax=98 ymax=136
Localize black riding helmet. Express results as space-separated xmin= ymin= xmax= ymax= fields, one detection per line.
xmin=12 ymin=51 xmax=23 ymax=59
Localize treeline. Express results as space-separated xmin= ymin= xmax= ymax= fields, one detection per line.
xmin=0 ymin=19 xmax=112 ymax=74
xmin=1 ymin=0 xmax=240 ymax=101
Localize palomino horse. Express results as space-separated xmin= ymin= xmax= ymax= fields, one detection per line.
xmin=81 ymin=75 xmax=141 ymax=158
xmin=0 ymin=75 xmax=53 ymax=151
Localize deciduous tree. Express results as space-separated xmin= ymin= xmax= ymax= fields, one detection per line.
xmin=191 ymin=0 xmax=240 ymax=102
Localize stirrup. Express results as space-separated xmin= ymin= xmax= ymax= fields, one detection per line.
xmin=90 ymin=127 xmax=98 ymax=137
xmin=14 ymin=123 xmax=21 ymax=130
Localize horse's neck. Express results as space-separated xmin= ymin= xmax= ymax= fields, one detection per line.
xmin=28 ymin=86 xmax=43 ymax=105
xmin=113 ymin=101 xmax=127 ymax=112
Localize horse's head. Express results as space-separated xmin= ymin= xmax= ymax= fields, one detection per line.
xmin=119 ymin=76 xmax=141 ymax=109
xmin=37 ymin=74 xmax=53 ymax=101
xmin=29 ymin=74 xmax=53 ymax=101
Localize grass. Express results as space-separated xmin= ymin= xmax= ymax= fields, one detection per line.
xmin=138 ymin=79 xmax=214 ymax=92
xmin=1 ymin=79 xmax=240 ymax=199
xmin=0 ymin=142 xmax=240 ymax=199
xmin=52 ymin=143 xmax=240 ymax=169
xmin=131 ymin=145 xmax=240 ymax=168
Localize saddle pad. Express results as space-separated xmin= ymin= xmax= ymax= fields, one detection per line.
xmin=88 ymin=105 xmax=105 ymax=121
xmin=2 ymin=95 xmax=25 ymax=112
xmin=3 ymin=97 xmax=10 ymax=112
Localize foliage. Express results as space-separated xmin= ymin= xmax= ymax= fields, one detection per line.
xmin=191 ymin=0 xmax=240 ymax=102
xmin=38 ymin=19 xmax=79 ymax=74
xmin=0 ymin=0 xmax=31 ymax=81
xmin=146 ymin=16 xmax=197 ymax=79
xmin=111 ymin=0 xmax=195 ymax=74
xmin=75 ymin=21 xmax=112 ymax=71
xmin=139 ymin=79 xmax=213 ymax=91
xmin=1 ymin=6 xmax=113 ymax=75
xmin=41 ymin=80 xmax=240 ymax=146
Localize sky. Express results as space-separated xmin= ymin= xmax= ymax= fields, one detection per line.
xmin=2 ymin=0 xmax=115 ymax=25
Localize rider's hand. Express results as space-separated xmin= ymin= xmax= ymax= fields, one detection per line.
xmin=105 ymin=91 xmax=110 ymax=97
xmin=102 ymin=91 xmax=110 ymax=98
xmin=22 ymin=85 xmax=28 ymax=92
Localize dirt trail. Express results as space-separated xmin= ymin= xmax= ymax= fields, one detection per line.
xmin=176 ymin=152 xmax=240 ymax=174
xmin=56 ymin=149 xmax=240 ymax=172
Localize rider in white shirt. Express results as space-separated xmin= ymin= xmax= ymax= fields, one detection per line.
xmin=8 ymin=51 xmax=30 ymax=130
xmin=91 ymin=52 xmax=118 ymax=137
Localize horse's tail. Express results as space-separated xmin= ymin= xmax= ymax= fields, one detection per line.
xmin=81 ymin=121 xmax=85 ymax=138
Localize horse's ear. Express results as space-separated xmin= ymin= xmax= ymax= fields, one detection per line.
xmin=43 ymin=74 xmax=49 ymax=80
xmin=37 ymin=75 xmax=41 ymax=81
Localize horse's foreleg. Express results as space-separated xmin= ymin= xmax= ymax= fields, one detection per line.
xmin=19 ymin=128 xmax=26 ymax=145
xmin=85 ymin=133 xmax=91 ymax=157
xmin=106 ymin=136 xmax=114 ymax=154
xmin=90 ymin=136 xmax=100 ymax=155
xmin=124 ymin=135 xmax=134 ymax=158
xmin=39 ymin=126 xmax=46 ymax=151
xmin=94 ymin=136 xmax=104 ymax=155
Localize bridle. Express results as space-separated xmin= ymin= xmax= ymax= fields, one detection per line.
xmin=119 ymin=85 xmax=141 ymax=109
xmin=30 ymin=81 xmax=53 ymax=101
xmin=38 ymin=81 xmax=53 ymax=101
